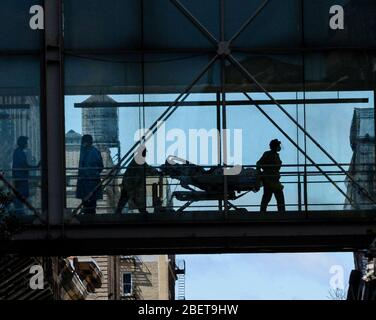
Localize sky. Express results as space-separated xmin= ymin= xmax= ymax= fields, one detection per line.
xmin=64 ymin=90 xmax=374 ymax=299
xmin=179 ymin=253 xmax=354 ymax=300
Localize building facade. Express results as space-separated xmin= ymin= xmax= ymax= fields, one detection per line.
xmin=346 ymin=108 xmax=376 ymax=300
xmin=64 ymin=95 xmax=180 ymax=301
xmin=85 ymin=255 xmax=179 ymax=300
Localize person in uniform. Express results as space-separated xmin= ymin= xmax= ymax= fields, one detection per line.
xmin=257 ymin=139 xmax=285 ymax=213
xmin=76 ymin=134 xmax=104 ymax=215
xmin=116 ymin=145 xmax=159 ymax=215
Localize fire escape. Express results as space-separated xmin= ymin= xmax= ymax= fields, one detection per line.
xmin=0 ymin=255 xmax=53 ymax=300
xmin=175 ymin=260 xmax=186 ymax=300
xmin=119 ymin=255 xmax=149 ymax=300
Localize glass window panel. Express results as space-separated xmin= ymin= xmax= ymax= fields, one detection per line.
xmin=303 ymin=91 xmax=375 ymax=211
xmin=0 ymin=56 xmax=40 ymax=95
xmin=62 ymin=1 xmax=376 ymax=221
xmin=64 ymin=54 xmax=142 ymax=95
xmin=0 ymin=0 xmax=41 ymax=50
xmin=304 ymin=0 xmax=376 ymax=47
xmin=0 ymin=56 xmax=41 ymax=217
xmin=180 ymin=0 xmax=220 ymax=41
xmin=64 ymin=0 xmax=142 ymax=50
xmin=304 ymin=52 xmax=375 ymax=91
xmin=227 ymin=93 xmax=301 ymax=212
xmin=225 ymin=0 xmax=301 ymax=48
xmin=144 ymin=54 xmax=220 ymax=93
xmin=227 ymin=53 xmax=303 ymax=93
xmin=143 ymin=0 xmax=215 ymax=49
xmin=123 ymin=273 xmax=132 ymax=295
xmin=65 ymin=94 xmax=133 ymax=215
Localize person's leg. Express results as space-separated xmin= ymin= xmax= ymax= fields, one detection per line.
xmin=82 ymin=200 xmax=90 ymax=215
xmin=260 ymin=188 xmax=273 ymax=212
xmin=135 ymin=196 xmax=148 ymax=214
xmin=274 ymin=189 xmax=286 ymax=213
xmin=134 ymin=195 xmax=148 ymax=214
xmin=13 ymin=198 xmax=25 ymax=215
xmin=116 ymin=188 xmax=129 ymax=215
xmin=138 ymin=207 xmax=148 ymax=214
xmin=13 ymin=183 xmax=27 ymax=215
xmin=88 ymin=198 xmax=97 ymax=215
xmin=140 ymin=195 xmax=148 ymax=214
xmin=82 ymin=198 xmax=97 ymax=215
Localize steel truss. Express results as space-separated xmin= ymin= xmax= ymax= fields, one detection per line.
xmin=1 ymin=0 xmax=374 ymax=254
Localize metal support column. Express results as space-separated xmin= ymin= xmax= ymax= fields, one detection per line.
xmin=43 ymin=0 xmax=65 ymax=226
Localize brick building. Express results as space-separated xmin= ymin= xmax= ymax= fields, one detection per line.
xmin=85 ymin=255 xmax=179 ymax=300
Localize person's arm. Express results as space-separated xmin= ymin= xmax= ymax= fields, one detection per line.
xmin=145 ymin=164 xmax=159 ymax=176
xmin=256 ymin=153 xmax=266 ymax=174
xmin=28 ymin=160 xmax=41 ymax=169
xmin=24 ymin=152 xmax=40 ymax=169
xmin=276 ymin=155 xmax=283 ymax=175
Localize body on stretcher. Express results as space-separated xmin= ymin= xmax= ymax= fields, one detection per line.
xmin=160 ymin=156 xmax=261 ymax=205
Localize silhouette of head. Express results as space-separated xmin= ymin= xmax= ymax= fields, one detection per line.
xmin=81 ymin=134 xmax=93 ymax=147
xmin=269 ymin=139 xmax=281 ymax=152
xmin=17 ymin=136 xmax=28 ymax=149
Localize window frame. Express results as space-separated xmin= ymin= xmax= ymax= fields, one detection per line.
xmin=122 ymin=272 xmax=133 ymax=297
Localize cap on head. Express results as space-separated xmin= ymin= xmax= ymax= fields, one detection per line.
xmin=17 ymin=136 xmax=28 ymax=148
xmin=269 ymin=139 xmax=281 ymax=151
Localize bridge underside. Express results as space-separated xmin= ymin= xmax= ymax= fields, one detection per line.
xmin=2 ymin=210 xmax=376 ymax=255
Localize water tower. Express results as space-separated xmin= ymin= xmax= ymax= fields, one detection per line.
xmin=81 ymin=95 xmax=120 ymax=161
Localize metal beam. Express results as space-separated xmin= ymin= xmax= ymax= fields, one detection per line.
xmin=73 ymin=55 xmax=219 ymax=214
xmin=242 ymin=91 xmax=352 ymax=203
xmin=228 ymin=54 xmax=376 ymax=205
xmin=169 ymin=0 xmax=218 ymax=46
xmin=43 ymin=0 xmax=65 ymax=225
xmin=0 ymin=104 xmax=30 ymax=110
xmin=228 ymin=0 xmax=270 ymax=45
xmin=74 ymin=98 xmax=369 ymax=109
xmin=61 ymin=46 xmax=376 ymax=56
xmin=3 ymin=211 xmax=376 ymax=255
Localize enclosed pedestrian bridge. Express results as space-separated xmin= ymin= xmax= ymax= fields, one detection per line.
xmin=1 ymin=0 xmax=376 ymax=255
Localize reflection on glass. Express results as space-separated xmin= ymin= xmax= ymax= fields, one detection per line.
xmin=12 ymin=136 xmax=40 ymax=215
xmin=345 ymin=108 xmax=376 ymax=210
xmin=65 ymin=90 xmax=376 ymax=217
xmin=76 ymin=134 xmax=104 ymax=215
xmin=0 ymin=96 xmax=41 ymax=216
xmin=305 ymin=91 xmax=375 ymax=211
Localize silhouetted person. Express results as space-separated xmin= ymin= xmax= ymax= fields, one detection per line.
xmin=116 ymin=145 xmax=158 ymax=215
xmin=12 ymin=136 xmax=40 ymax=215
xmin=76 ymin=135 xmax=104 ymax=215
xmin=257 ymin=139 xmax=285 ymax=213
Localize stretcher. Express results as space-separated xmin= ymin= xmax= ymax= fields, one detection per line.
xmin=160 ymin=156 xmax=261 ymax=213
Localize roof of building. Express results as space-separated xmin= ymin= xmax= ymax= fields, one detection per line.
xmin=350 ymin=108 xmax=374 ymax=148
xmin=66 ymin=129 xmax=82 ymax=145
xmin=81 ymin=95 xmax=117 ymax=104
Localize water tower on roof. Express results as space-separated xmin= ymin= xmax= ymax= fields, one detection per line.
xmin=81 ymin=95 xmax=120 ymax=149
